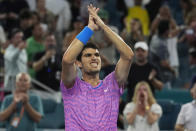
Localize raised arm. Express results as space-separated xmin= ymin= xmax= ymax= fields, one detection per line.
xmin=61 ymin=7 xmax=99 ymax=89
xmin=88 ymin=5 xmax=134 ymax=86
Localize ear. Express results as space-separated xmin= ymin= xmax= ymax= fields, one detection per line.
xmin=75 ymin=60 xmax=82 ymax=69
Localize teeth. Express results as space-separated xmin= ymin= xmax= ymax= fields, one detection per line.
xmin=91 ymin=63 xmax=97 ymax=67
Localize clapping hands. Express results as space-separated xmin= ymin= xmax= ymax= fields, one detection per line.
xmin=87 ymin=4 xmax=105 ymax=31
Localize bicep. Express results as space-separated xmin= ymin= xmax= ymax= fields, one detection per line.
xmin=115 ymin=57 xmax=132 ymax=86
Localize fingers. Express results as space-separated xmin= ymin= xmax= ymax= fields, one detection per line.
xmin=95 ymin=8 xmax=99 ymax=13
xmin=87 ymin=4 xmax=99 ymax=16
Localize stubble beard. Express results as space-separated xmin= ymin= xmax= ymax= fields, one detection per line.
xmin=86 ymin=70 xmax=100 ymax=76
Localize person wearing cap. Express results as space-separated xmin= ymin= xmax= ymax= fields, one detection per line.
xmin=126 ymin=41 xmax=163 ymax=102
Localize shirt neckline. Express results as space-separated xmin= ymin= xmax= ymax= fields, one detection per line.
xmin=81 ymin=79 xmax=103 ymax=89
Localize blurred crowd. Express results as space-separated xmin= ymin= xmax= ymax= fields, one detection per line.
xmin=0 ymin=0 xmax=196 ymax=130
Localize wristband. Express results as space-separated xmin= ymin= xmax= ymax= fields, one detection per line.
xmin=76 ymin=26 xmax=94 ymax=45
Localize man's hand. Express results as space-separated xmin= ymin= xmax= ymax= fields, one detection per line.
xmin=42 ymin=50 xmax=55 ymax=61
xmin=18 ymin=42 xmax=27 ymax=50
xmin=87 ymin=4 xmax=105 ymax=29
xmin=21 ymin=93 xmax=29 ymax=104
xmin=13 ymin=93 xmax=23 ymax=103
xmin=148 ymin=69 xmax=157 ymax=81
xmin=87 ymin=4 xmax=99 ymax=31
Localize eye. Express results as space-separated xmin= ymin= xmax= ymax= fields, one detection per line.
xmin=95 ymin=53 xmax=100 ymax=57
xmin=84 ymin=53 xmax=92 ymax=57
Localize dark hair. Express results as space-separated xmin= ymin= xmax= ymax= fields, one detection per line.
xmin=77 ymin=43 xmax=99 ymax=61
xmin=8 ymin=28 xmax=23 ymax=39
xmin=31 ymin=11 xmax=41 ymax=22
xmin=19 ymin=9 xmax=32 ymax=20
xmin=158 ymin=20 xmax=169 ymax=36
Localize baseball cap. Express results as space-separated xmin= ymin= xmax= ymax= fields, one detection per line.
xmin=134 ymin=41 xmax=148 ymax=51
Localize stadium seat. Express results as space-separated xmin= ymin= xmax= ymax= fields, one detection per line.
xmin=38 ymin=99 xmax=64 ymax=129
xmin=155 ymin=88 xmax=192 ymax=104
xmin=157 ymin=99 xmax=181 ymax=130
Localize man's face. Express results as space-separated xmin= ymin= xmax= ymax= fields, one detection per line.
xmin=12 ymin=32 xmax=24 ymax=45
xmin=78 ymin=48 xmax=101 ymax=75
xmin=135 ymin=48 xmax=148 ymax=63
xmin=45 ymin=35 xmax=56 ymax=50
xmin=191 ymin=86 xmax=196 ymax=100
xmin=16 ymin=74 xmax=30 ymax=93
xmin=33 ymin=24 xmax=43 ymax=38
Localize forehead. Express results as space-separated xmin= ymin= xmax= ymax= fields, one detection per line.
xmin=14 ymin=32 xmax=23 ymax=37
xmin=139 ymin=85 xmax=147 ymax=89
xmin=19 ymin=74 xmax=28 ymax=79
xmin=82 ymin=48 xmax=99 ymax=55
xmin=135 ymin=48 xmax=147 ymax=52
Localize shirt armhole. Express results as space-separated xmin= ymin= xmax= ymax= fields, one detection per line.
xmin=60 ymin=77 xmax=79 ymax=95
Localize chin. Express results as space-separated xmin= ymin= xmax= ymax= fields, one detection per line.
xmin=87 ymin=70 xmax=100 ymax=75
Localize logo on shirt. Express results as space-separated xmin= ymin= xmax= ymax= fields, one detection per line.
xmin=104 ymin=87 xmax=109 ymax=93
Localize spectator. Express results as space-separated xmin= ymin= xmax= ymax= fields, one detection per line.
xmin=184 ymin=10 xmax=196 ymax=48
xmin=63 ymin=16 xmax=85 ymax=52
xmin=0 ymin=72 xmax=43 ymax=131
xmin=18 ymin=9 xmax=33 ymax=40
xmin=175 ymin=84 xmax=196 ymax=131
xmin=186 ymin=48 xmax=196 ymax=89
xmin=126 ymin=41 xmax=163 ymax=102
xmin=0 ymin=0 xmax=29 ymax=33
xmin=150 ymin=5 xmax=180 ymax=80
xmin=0 ymin=25 xmax=6 ymax=46
xmin=121 ymin=18 xmax=145 ymax=49
xmin=45 ymin=0 xmax=72 ymax=53
xmin=149 ymin=20 xmax=176 ymax=87
xmin=180 ymin=0 xmax=196 ymax=24
xmin=123 ymin=81 xmax=162 ymax=131
xmin=26 ymin=23 xmax=45 ymax=78
xmin=33 ymin=33 xmax=62 ymax=92
xmin=125 ymin=0 xmax=150 ymax=36
xmin=36 ymin=0 xmax=57 ymax=32
xmin=150 ymin=5 xmax=177 ymax=36
xmin=4 ymin=29 xmax=27 ymax=92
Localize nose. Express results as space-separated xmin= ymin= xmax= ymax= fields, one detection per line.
xmin=91 ymin=54 xmax=97 ymax=59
